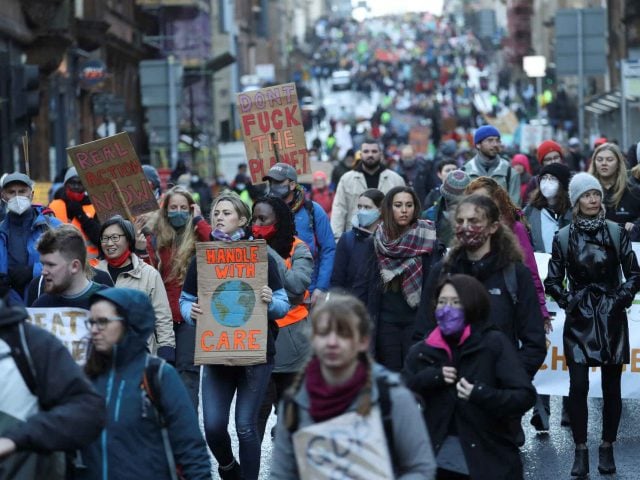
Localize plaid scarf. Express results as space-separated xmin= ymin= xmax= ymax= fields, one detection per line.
xmin=211 ymin=228 xmax=246 ymax=242
xmin=374 ymin=219 xmax=437 ymax=308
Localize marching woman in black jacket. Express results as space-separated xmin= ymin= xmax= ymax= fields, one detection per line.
xmin=403 ymin=274 xmax=536 ymax=479
xmin=544 ymin=172 xmax=640 ymax=477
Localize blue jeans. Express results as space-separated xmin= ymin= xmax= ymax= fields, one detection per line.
xmin=201 ymin=360 xmax=274 ymax=480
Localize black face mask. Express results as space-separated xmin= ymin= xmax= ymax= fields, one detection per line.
xmin=268 ymin=183 xmax=290 ymax=199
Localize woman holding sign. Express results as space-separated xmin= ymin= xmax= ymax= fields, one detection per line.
xmin=403 ymin=274 xmax=536 ymax=479
xmin=179 ymin=192 xmax=289 ymax=480
xmin=545 ymin=172 xmax=640 ymax=477
xmin=270 ymin=293 xmax=436 ymax=480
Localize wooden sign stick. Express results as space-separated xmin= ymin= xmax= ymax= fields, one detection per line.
xmin=111 ymin=179 xmax=134 ymax=222
xmin=22 ymin=132 xmax=30 ymax=177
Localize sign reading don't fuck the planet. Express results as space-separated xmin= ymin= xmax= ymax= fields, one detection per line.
xmin=194 ymin=240 xmax=268 ymax=366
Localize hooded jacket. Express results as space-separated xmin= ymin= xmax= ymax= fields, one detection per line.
xmin=463 ymin=154 xmax=521 ymax=205
xmin=78 ymin=288 xmax=210 ymax=480
xmin=96 ymin=254 xmax=175 ymax=357
xmin=0 ymin=300 xmax=105 ymax=479
xmin=403 ymin=323 xmax=536 ymax=479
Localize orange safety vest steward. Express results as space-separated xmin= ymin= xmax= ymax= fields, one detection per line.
xmin=275 ymin=237 xmax=309 ymax=328
xmin=48 ymin=199 xmax=100 ymax=267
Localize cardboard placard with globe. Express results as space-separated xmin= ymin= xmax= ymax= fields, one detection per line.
xmin=194 ymin=240 xmax=269 ymax=365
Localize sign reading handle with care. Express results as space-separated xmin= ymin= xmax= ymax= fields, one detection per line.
xmin=194 ymin=240 xmax=268 ymax=366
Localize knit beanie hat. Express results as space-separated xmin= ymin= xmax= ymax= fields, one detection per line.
xmin=568 ymin=172 xmax=602 ymax=207
xmin=474 ymin=125 xmax=500 ymax=145
xmin=536 ymin=140 xmax=563 ymax=164
xmin=539 ymin=163 xmax=571 ymax=191
xmin=440 ymin=170 xmax=471 ymax=202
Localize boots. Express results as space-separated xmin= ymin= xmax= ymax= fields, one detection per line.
xmin=218 ymin=459 xmax=243 ymax=480
xmin=598 ymin=445 xmax=616 ymax=474
xmin=570 ymin=448 xmax=589 ymax=478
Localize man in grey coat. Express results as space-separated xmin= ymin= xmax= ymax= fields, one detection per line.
xmin=463 ymin=125 xmax=522 ymax=205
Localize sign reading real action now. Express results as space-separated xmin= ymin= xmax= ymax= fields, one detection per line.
xmin=194 ymin=240 xmax=268 ymax=366
xmin=66 ymin=132 xmax=159 ymax=222
xmin=237 ymin=83 xmax=310 ymax=184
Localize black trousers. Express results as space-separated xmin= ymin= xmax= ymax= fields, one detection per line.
xmin=375 ymin=321 xmax=415 ymax=372
xmin=567 ymin=363 xmax=623 ymax=444
xmin=174 ymin=322 xmax=200 ymax=410
xmin=257 ymin=371 xmax=297 ymax=442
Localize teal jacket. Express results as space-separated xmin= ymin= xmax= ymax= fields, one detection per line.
xmin=78 ymin=288 xmax=210 ymax=480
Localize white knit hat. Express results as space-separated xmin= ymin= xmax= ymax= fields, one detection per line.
xmin=568 ymin=172 xmax=603 ymax=207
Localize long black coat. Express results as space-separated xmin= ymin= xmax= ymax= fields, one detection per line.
xmin=403 ymin=323 xmax=536 ymax=479
xmin=544 ymin=222 xmax=640 ymax=365
xmin=413 ymin=251 xmax=546 ymax=377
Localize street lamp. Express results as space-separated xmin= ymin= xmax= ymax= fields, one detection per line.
xmin=523 ymin=55 xmax=547 ymax=122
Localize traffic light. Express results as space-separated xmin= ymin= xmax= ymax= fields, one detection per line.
xmin=11 ymin=64 xmax=40 ymax=126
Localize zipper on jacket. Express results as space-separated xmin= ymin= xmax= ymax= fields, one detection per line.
xmin=101 ymin=345 xmax=118 ymax=480
xmin=114 ymin=380 xmax=125 ymax=422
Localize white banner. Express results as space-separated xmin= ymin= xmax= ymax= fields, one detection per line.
xmin=532 ymin=247 xmax=640 ymax=398
xmin=26 ymin=307 xmax=91 ymax=365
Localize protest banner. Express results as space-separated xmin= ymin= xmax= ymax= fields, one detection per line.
xmin=408 ymin=125 xmax=431 ymax=155
xmin=194 ymin=240 xmax=269 ymax=365
xmin=533 ymin=249 xmax=640 ymax=398
xmin=27 ymin=307 xmax=90 ymax=365
xmin=292 ymin=408 xmax=394 ymax=480
xmin=237 ymin=83 xmax=310 ymax=184
xmin=66 ymin=132 xmax=159 ymax=222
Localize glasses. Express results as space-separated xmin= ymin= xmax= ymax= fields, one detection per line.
xmin=100 ymin=234 xmax=125 ymax=244
xmin=85 ymin=316 xmax=124 ymax=330
xmin=436 ymin=298 xmax=462 ymax=308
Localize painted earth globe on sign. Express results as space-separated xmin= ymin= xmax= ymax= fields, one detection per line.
xmin=210 ymin=280 xmax=256 ymax=327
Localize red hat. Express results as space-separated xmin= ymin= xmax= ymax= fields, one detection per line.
xmin=593 ymin=137 xmax=607 ymax=148
xmin=312 ymin=171 xmax=327 ymax=181
xmin=536 ymin=140 xmax=563 ymax=164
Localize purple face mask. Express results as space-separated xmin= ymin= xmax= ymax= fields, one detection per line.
xmin=435 ymin=306 xmax=466 ymax=336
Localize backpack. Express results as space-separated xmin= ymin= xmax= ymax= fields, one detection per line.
xmin=285 ymin=375 xmax=399 ymax=467
xmin=502 ymin=262 xmax=518 ymax=305
xmin=3 ymin=322 xmax=38 ymax=396
xmin=140 ymin=356 xmax=185 ymax=480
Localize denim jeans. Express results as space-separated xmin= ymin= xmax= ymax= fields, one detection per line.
xmin=201 ymin=360 xmax=274 ymax=480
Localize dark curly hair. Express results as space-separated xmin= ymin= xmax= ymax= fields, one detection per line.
xmin=251 ymin=196 xmax=295 ymax=259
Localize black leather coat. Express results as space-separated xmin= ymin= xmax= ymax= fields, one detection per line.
xmin=544 ymin=222 xmax=640 ymax=365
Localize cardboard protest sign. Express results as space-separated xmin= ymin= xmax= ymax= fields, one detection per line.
xmin=408 ymin=125 xmax=431 ymax=154
xmin=66 ymin=132 xmax=158 ymax=222
xmin=237 ymin=83 xmax=310 ymax=184
xmin=27 ymin=307 xmax=90 ymax=365
xmin=292 ymin=407 xmax=394 ymax=480
xmin=194 ymin=240 xmax=269 ymax=365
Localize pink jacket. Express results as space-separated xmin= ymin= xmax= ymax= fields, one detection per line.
xmin=512 ymin=221 xmax=549 ymax=319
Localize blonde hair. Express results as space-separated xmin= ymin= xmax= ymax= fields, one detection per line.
xmin=588 ymin=142 xmax=628 ymax=208
xmin=147 ymin=186 xmax=197 ymax=283
xmin=210 ymin=191 xmax=250 ymax=226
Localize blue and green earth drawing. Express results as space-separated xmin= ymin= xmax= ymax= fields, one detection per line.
xmin=210 ymin=280 xmax=256 ymax=327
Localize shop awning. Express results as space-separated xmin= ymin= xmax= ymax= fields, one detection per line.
xmin=584 ymin=89 xmax=639 ymax=115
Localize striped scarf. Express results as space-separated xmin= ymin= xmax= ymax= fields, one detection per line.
xmin=374 ymin=219 xmax=437 ymax=308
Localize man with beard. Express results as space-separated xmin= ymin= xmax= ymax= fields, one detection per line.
xmin=30 ymin=225 xmax=109 ymax=309
xmin=463 ymin=125 xmax=521 ymax=204
xmin=263 ymin=163 xmax=335 ymax=306
xmin=331 ymin=138 xmax=405 ymax=238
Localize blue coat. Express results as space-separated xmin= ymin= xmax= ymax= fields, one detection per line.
xmin=0 ymin=206 xmax=62 ymax=304
xmin=78 ymin=288 xmax=210 ymax=480
xmin=294 ymin=201 xmax=335 ymax=293
xmin=330 ymin=226 xmax=372 ymax=293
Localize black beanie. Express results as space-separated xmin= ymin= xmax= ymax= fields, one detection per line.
xmin=539 ymin=162 xmax=571 ymax=191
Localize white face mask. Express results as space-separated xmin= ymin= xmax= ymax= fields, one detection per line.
xmin=539 ymin=178 xmax=560 ymax=199
xmin=7 ymin=196 xmax=32 ymax=215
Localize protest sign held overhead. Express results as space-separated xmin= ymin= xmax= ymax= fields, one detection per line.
xmin=237 ymin=83 xmax=310 ymax=184
xmin=27 ymin=307 xmax=90 ymax=365
xmin=194 ymin=240 xmax=269 ymax=366
xmin=66 ymin=132 xmax=159 ymax=222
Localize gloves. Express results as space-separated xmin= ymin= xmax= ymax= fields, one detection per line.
xmin=157 ymin=346 xmax=176 ymax=365
xmin=66 ymin=201 xmax=84 ymax=220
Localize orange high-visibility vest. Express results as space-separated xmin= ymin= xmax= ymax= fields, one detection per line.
xmin=48 ymin=199 xmax=100 ymax=267
xmin=276 ymin=237 xmax=309 ymax=328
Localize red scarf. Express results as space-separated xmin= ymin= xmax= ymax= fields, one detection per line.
xmin=106 ymin=249 xmax=131 ymax=268
xmin=305 ymin=357 xmax=368 ymax=422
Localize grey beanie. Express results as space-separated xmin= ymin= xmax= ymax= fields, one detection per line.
xmin=568 ymin=172 xmax=603 ymax=207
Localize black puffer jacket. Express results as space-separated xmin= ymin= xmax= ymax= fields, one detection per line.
xmin=544 ymin=221 xmax=640 ymax=365
xmin=403 ymin=322 xmax=536 ymax=479
xmin=603 ymin=182 xmax=640 ymax=241
xmin=413 ymin=250 xmax=546 ymax=377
